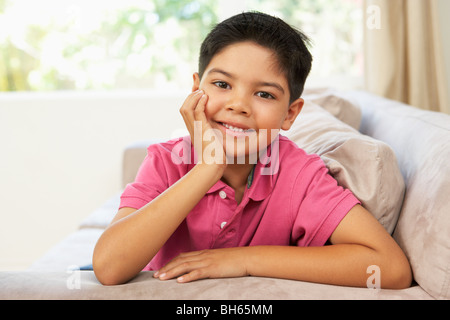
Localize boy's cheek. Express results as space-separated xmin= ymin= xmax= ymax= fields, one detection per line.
xmin=203 ymin=95 xmax=214 ymax=120
xmin=203 ymin=92 xmax=216 ymax=115
xmin=202 ymin=91 xmax=226 ymax=119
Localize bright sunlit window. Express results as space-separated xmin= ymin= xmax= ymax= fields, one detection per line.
xmin=0 ymin=0 xmax=363 ymax=92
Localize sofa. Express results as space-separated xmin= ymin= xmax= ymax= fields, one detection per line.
xmin=1 ymin=88 xmax=449 ymax=300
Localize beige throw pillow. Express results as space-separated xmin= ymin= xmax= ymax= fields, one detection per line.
xmin=303 ymin=87 xmax=362 ymax=130
xmin=285 ymin=101 xmax=405 ymax=234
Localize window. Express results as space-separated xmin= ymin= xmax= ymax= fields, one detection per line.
xmin=0 ymin=0 xmax=363 ymax=92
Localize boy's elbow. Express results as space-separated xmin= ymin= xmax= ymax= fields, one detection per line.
xmin=383 ymin=254 xmax=413 ymax=289
xmin=95 ymin=273 xmax=120 ymax=286
xmin=92 ymin=259 xmax=115 ymax=286
xmin=92 ymin=250 xmax=128 ymax=286
xmin=391 ymin=263 xmax=413 ymax=289
xmin=93 ymin=261 xmax=127 ymax=286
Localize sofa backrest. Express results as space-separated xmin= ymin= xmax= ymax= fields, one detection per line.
xmin=353 ymin=90 xmax=450 ymax=300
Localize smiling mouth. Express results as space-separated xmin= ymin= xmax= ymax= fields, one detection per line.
xmin=220 ymin=122 xmax=256 ymax=133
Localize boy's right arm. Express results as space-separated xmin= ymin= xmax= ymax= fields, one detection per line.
xmin=93 ymin=163 xmax=223 ymax=285
xmin=93 ymin=91 xmax=225 ymax=285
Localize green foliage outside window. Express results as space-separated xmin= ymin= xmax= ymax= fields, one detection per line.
xmin=0 ymin=0 xmax=218 ymax=91
xmin=0 ymin=0 xmax=361 ymax=92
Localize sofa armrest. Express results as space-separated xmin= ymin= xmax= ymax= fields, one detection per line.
xmin=0 ymin=271 xmax=434 ymax=300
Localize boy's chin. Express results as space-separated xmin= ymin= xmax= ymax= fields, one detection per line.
xmin=223 ymin=139 xmax=267 ymax=165
xmin=198 ymin=130 xmax=279 ymax=165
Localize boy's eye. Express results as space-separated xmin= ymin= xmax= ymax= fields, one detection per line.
xmin=213 ymin=81 xmax=230 ymax=89
xmin=256 ymin=91 xmax=275 ymax=100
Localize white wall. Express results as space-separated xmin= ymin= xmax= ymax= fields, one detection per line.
xmin=0 ymin=91 xmax=187 ymax=270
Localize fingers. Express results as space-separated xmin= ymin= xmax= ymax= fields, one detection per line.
xmin=179 ymin=90 xmax=211 ymax=149
xmin=156 ymin=263 xmax=207 ymax=283
xmin=180 ymin=90 xmax=203 ymax=129
xmin=153 ymin=248 xmax=248 ymax=283
xmin=179 ymin=90 xmax=225 ymax=167
xmin=180 ymin=90 xmax=207 ymax=125
xmin=153 ymin=250 xmax=209 ymax=283
xmin=194 ymin=93 xmax=208 ymax=123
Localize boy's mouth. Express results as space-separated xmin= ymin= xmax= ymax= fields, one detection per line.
xmin=220 ymin=122 xmax=256 ymax=133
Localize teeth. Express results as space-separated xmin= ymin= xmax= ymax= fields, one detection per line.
xmin=223 ymin=123 xmax=244 ymax=132
xmin=222 ymin=123 xmax=254 ymax=133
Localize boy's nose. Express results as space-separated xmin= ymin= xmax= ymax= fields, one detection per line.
xmin=225 ymin=92 xmax=252 ymax=116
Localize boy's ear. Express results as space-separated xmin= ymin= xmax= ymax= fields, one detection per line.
xmin=281 ymin=98 xmax=304 ymax=131
xmin=192 ymin=72 xmax=200 ymax=92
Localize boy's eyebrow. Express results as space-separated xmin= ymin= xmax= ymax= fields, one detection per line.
xmin=256 ymin=81 xmax=285 ymax=94
xmin=207 ymin=68 xmax=285 ymax=94
xmin=207 ymin=68 xmax=235 ymax=79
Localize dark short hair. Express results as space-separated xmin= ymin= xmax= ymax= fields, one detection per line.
xmin=198 ymin=11 xmax=313 ymax=103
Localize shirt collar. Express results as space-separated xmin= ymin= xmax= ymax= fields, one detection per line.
xmin=208 ymin=144 xmax=279 ymax=201
xmin=246 ymin=147 xmax=278 ymax=201
xmin=193 ymin=138 xmax=280 ymax=201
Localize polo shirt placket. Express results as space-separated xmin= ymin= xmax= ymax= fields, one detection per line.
xmin=210 ymin=185 xmax=242 ymax=249
xmin=211 ymin=165 xmax=263 ymax=249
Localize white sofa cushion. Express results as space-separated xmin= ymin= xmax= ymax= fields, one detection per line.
xmin=351 ymin=91 xmax=450 ymax=300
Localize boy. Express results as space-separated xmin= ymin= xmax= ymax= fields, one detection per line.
xmin=93 ymin=12 xmax=412 ymax=288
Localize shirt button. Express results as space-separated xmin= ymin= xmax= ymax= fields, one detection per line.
xmin=219 ymin=190 xmax=227 ymax=199
xmin=220 ymin=221 xmax=227 ymax=229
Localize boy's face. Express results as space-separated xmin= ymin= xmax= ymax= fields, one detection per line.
xmin=193 ymin=41 xmax=303 ymax=159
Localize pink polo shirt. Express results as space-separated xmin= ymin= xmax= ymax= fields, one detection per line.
xmin=119 ymin=135 xmax=360 ymax=271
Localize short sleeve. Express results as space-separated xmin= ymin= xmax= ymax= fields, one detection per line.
xmin=290 ymin=158 xmax=360 ymax=247
xmin=119 ymin=144 xmax=171 ymax=210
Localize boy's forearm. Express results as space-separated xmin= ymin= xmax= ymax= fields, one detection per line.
xmin=93 ymin=163 xmax=225 ymax=285
xmin=132 ymin=163 xmax=225 ymax=251
xmin=244 ymin=244 xmax=411 ymax=289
